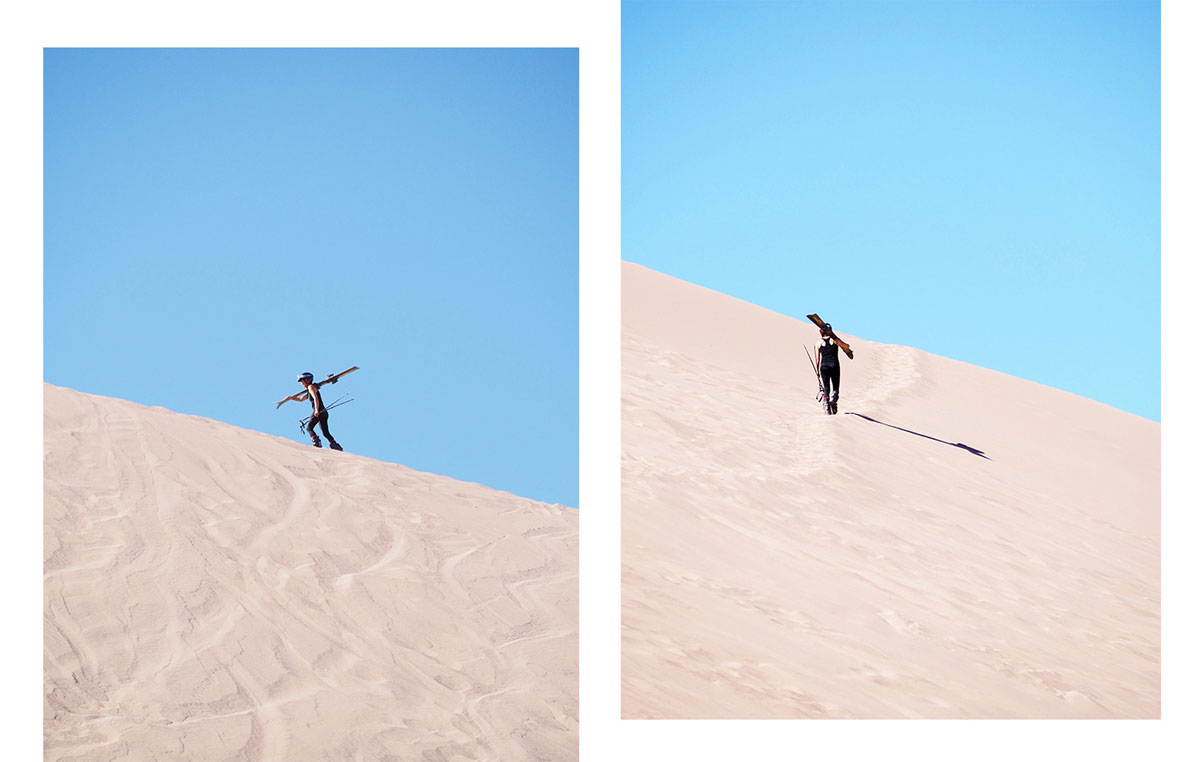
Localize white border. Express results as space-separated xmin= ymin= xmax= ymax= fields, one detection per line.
xmin=11 ymin=1 xmax=1196 ymax=760
xmin=1160 ymin=0 xmax=1198 ymax=743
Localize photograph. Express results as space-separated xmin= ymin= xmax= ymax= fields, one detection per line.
xmin=621 ymin=0 xmax=1161 ymax=720
xmin=24 ymin=1 xmax=1197 ymax=761
xmin=43 ymin=47 xmax=579 ymax=760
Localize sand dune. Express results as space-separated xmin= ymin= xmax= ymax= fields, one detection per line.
xmin=622 ymin=262 xmax=1159 ymax=719
xmin=44 ymin=384 xmax=577 ymax=761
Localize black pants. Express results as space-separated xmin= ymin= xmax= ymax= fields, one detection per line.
xmin=820 ymin=365 xmax=840 ymax=399
xmin=306 ymin=409 xmax=335 ymax=443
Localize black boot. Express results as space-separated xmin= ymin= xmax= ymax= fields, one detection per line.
xmin=329 ymin=441 xmax=343 ymax=451
xmin=311 ymin=437 xmax=323 ymax=448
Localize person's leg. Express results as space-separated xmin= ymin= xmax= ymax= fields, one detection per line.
xmin=318 ymin=410 xmax=341 ymax=450
xmin=819 ymin=367 xmax=832 ymax=411
xmin=305 ymin=414 xmax=322 ymax=446
xmin=829 ymin=366 xmax=841 ymax=413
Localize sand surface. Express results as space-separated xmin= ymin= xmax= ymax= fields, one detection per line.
xmin=44 ymin=384 xmax=577 ymax=761
xmin=622 ymin=262 xmax=1159 ymax=719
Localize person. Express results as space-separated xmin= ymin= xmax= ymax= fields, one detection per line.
xmin=298 ymin=372 xmax=343 ymax=450
xmin=817 ymin=324 xmax=853 ymax=414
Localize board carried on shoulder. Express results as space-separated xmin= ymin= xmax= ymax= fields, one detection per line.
xmin=806 ymin=314 xmax=853 ymax=359
xmin=275 ymin=366 xmax=359 ymax=408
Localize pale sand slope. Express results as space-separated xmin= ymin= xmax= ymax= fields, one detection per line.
xmin=45 ymin=384 xmax=577 ymax=761
xmin=622 ymin=262 xmax=1158 ymax=719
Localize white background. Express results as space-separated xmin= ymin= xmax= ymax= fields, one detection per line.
xmin=5 ymin=1 xmax=1196 ymax=759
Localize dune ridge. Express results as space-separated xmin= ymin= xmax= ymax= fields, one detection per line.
xmin=44 ymin=383 xmax=577 ymax=761
xmin=622 ymin=262 xmax=1159 ymax=719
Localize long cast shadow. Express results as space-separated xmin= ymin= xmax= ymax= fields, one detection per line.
xmin=844 ymin=412 xmax=990 ymax=459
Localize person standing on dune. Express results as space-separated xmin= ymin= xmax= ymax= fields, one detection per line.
xmin=817 ymin=323 xmax=853 ymax=414
xmin=298 ymin=372 xmax=343 ymax=450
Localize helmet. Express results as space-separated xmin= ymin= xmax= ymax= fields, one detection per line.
xmin=821 ymin=323 xmax=833 ymax=334
xmin=297 ymin=372 xmax=314 ymax=383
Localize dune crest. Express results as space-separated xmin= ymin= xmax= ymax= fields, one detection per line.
xmin=44 ymin=384 xmax=577 ymax=761
xmin=622 ymin=262 xmax=1158 ymax=719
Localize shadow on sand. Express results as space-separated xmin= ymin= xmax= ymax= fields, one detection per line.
xmin=844 ymin=412 xmax=990 ymax=460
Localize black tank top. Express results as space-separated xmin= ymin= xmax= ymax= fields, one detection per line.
xmin=818 ymin=338 xmax=839 ymax=368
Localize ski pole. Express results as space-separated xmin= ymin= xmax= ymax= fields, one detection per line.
xmin=804 ymin=345 xmax=824 ymax=397
xmin=805 ymin=344 xmax=828 ymax=414
xmin=300 ymin=394 xmax=347 ymax=431
xmin=299 ymin=397 xmax=355 ymax=429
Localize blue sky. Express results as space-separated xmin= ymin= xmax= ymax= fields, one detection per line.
xmin=624 ymin=0 xmax=1160 ymax=421
xmin=45 ymin=48 xmax=579 ymax=507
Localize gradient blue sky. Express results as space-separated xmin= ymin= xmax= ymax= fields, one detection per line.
xmin=624 ymin=0 xmax=1160 ymax=420
xmin=45 ymin=48 xmax=579 ymax=507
